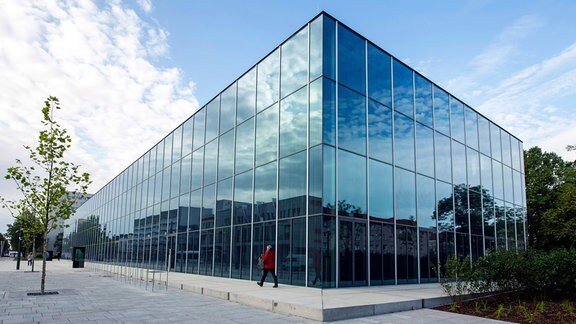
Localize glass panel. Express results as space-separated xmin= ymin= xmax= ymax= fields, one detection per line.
xmin=513 ymin=171 xmax=522 ymax=206
xmin=255 ymin=104 xmax=278 ymax=166
xmin=338 ymin=150 xmax=366 ymax=218
xmin=206 ymin=98 xmax=220 ymax=143
xmin=480 ymin=154 xmax=493 ymax=198
xmin=281 ymin=27 xmax=308 ymax=98
xmin=368 ymin=159 xmax=393 ymax=222
xmin=254 ymin=162 xmax=277 ymax=222
xmin=170 ymin=162 xmax=180 ymax=199
xmin=231 ymin=224 xmax=251 ymax=279
xmin=220 ymin=84 xmax=236 ymax=134
xmin=417 ymin=175 xmax=436 ymax=229
xmin=490 ymin=123 xmax=501 ymax=161
xmin=280 ymin=86 xmax=307 ymax=157
xmin=279 ymin=151 xmax=306 ymax=218
xmin=323 ymin=78 xmax=336 ymax=146
xmin=396 ymin=225 xmax=418 ymax=283
xmin=394 ymin=112 xmax=415 ymax=171
xmin=465 ymin=106 xmax=478 ymax=150
xmin=193 ymin=109 xmax=206 ymax=150
xmin=454 ymin=183 xmax=469 ymax=234
xmin=503 ymin=166 xmax=513 ymax=203
xmin=492 ymin=160 xmax=504 ymax=200
xmin=415 ymin=123 xmax=434 ymax=177
xmin=437 ymin=180 xmax=454 ymax=267
xmin=511 ymin=138 xmax=521 ymax=171
xmin=257 ymin=49 xmax=280 ymax=112
xmin=368 ymin=100 xmax=392 ymax=164
xmin=495 ymin=199 xmax=506 ymax=248
xmin=323 ymin=15 xmax=336 ymax=79
xmin=478 ymin=115 xmax=490 ymax=156
xmin=338 ymin=85 xmax=366 ymax=155
xmin=415 ymin=74 xmax=433 ymax=127
xmin=367 ymin=44 xmax=391 ymax=107
xmin=237 ymin=68 xmax=256 ymax=124
xmin=203 ymin=139 xmax=218 ymax=186
xmin=164 ymin=135 xmax=173 ymax=168
xmin=435 ymin=132 xmax=451 ymax=183
xmin=172 ymin=126 xmax=182 ymax=162
xmin=452 ymin=141 xmax=466 ymax=186
xmin=216 ymin=178 xmax=232 ymax=227
xmin=235 ymin=118 xmax=254 ymax=174
xmin=324 ymin=146 xmax=336 ymax=215
xmin=467 ymin=148 xmax=481 ymax=190
xmin=309 ymin=146 xmax=322 ymax=215
xmin=450 ymin=97 xmax=465 ymax=144
xmin=483 ymin=194 xmax=495 ymax=251
xmin=214 ymin=227 xmax=231 ymax=277
xmin=234 ymin=170 xmax=253 ymax=225
xmin=191 ymin=147 xmax=204 ymax=191
xmin=199 ymin=229 xmax=213 ymax=275
xmin=393 ymin=60 xmax=414 ymax=118
xmin=395 ymin=168 xmax=416 ymax=222
xmin=218 ymin=130 xmax=234 ymax=180
xmin=433 ymin=87 xmax=450 ymax=136
xmin=202 ymin=184 xmax=215 ymax=229
xmin=310 ymin=15 xmax=322 ymax=80
xmin=501 ymin=131 xmax=512 ymax=167
xmin=182 ymin=119 xmax=193 ymax=157
xmin=338 ymin=24 xmax=365 ymax=93
xmin=469 ymin=190 xmax=483 ymax=235
xmin=310 ymin=78 xmax=322 ymax=147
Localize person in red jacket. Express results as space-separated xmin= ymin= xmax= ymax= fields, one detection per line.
xmin=257 ymin=245 xmax=278 ymax=288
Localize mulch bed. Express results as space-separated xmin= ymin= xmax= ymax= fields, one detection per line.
xmin=434 ymin=292 xmax=576 ymax=323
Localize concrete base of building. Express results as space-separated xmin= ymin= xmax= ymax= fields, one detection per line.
xmin=87 ymin=262 xmax=470 ymax=322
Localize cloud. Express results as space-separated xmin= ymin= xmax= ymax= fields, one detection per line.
xmin=439 ymin=14 xmax=576 ymax=163
xmin=471 ymin=15 xmax=544 ymax=73
xmin=0 ymin=0 xmax=199 ymax=232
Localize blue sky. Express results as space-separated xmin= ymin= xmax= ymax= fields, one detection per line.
xmin=0 ymin=0 xmax=575 ymax=233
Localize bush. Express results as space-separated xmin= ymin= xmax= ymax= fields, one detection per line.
xmin=440 ymin=248 xmax=576 ymax=299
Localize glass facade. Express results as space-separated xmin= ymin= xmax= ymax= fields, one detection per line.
xmin=63 ymin=12 xmax=526 ymax=288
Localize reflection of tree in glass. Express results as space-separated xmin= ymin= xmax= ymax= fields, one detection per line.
xmin=433 ymin=184 xmax=494 ymax=232
xmin=326 ymin=200 xmax=364 ymax=217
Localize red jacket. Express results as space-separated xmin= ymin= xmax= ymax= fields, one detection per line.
xmin=261 ymin=249 xmax=275 ymax=270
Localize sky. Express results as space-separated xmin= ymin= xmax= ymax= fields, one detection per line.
xmin=1 ymin=0 xmax=575 ymax=234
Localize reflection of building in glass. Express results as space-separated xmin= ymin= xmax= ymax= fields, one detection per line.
xmin=64 ymin=12 xmax=526 ymax=288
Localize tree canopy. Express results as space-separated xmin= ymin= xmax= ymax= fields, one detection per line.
xmin=524 ymin=146 xmax=576 ymax=250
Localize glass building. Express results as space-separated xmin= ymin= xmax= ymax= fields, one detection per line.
xmin=64 ymin=12 xmax=526 ymax=288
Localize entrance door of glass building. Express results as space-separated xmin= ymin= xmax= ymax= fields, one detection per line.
xmin=164 ymin=232 xmax=176 ymax=271
xmin=339 ymin=218 xmax=367 ymax=287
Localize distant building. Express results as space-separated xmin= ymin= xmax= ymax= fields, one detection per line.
xmin=64 ymin=12 xmax=526 ymax=288
xmin=46 ymin=192 xmax=92 ymax=256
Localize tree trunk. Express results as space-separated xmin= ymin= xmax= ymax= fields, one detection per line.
xmin=31 ymin=240 xmax=35 ymax=272
xmin=41 ymin=225 xmax=47 ymax=294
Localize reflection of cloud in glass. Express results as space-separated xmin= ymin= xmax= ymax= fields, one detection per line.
xmin=220 ymin=84 xmax=236 ymax=133
xmin=368 ymin=100 xmax=392 ymax=163
xmin=257 ymin=49 xmax=280 ymax=111
xmin=237 ymin=68 xmax=256 ymax=124
xmin=281 ymin=28 xmax=308 ymax=98
xmin=279 ymin=151 xmax=306 ymax=200
xmin=415 ymin=75 xmax=433 ymax=127
xmin=280 ymin=87 xmax=307 ymax=156
xmin=255 ymin=104 xmax=278 ymax=165
xmin=235 ymin=118 xmax=254 ymax=174
xmin=218 ymin=130 xmax=234 ymax=180
xmin=434 ymin=87 xmax=450 ymax=135
xmin=338 ymin=86 xmax=366 ymax=155
xmin=394 ymin=113 xmax=414 ymax=170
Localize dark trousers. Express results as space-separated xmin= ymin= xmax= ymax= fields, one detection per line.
xmin=260 ymin=268 xmax=278 ymax=286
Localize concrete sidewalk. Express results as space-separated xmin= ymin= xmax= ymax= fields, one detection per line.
xmin=0 ymin=257 xmax=509 ymax=323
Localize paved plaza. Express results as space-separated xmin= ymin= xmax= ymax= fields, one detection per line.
xmin=0 ymin=257 xmax=509 ymax=323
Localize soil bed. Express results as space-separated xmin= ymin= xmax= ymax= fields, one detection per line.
xmin=434 ymin=292 xmax=576 ymax=323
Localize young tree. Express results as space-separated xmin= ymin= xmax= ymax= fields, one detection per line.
xmin=0 ymin=96 xmax=91 ymax=294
